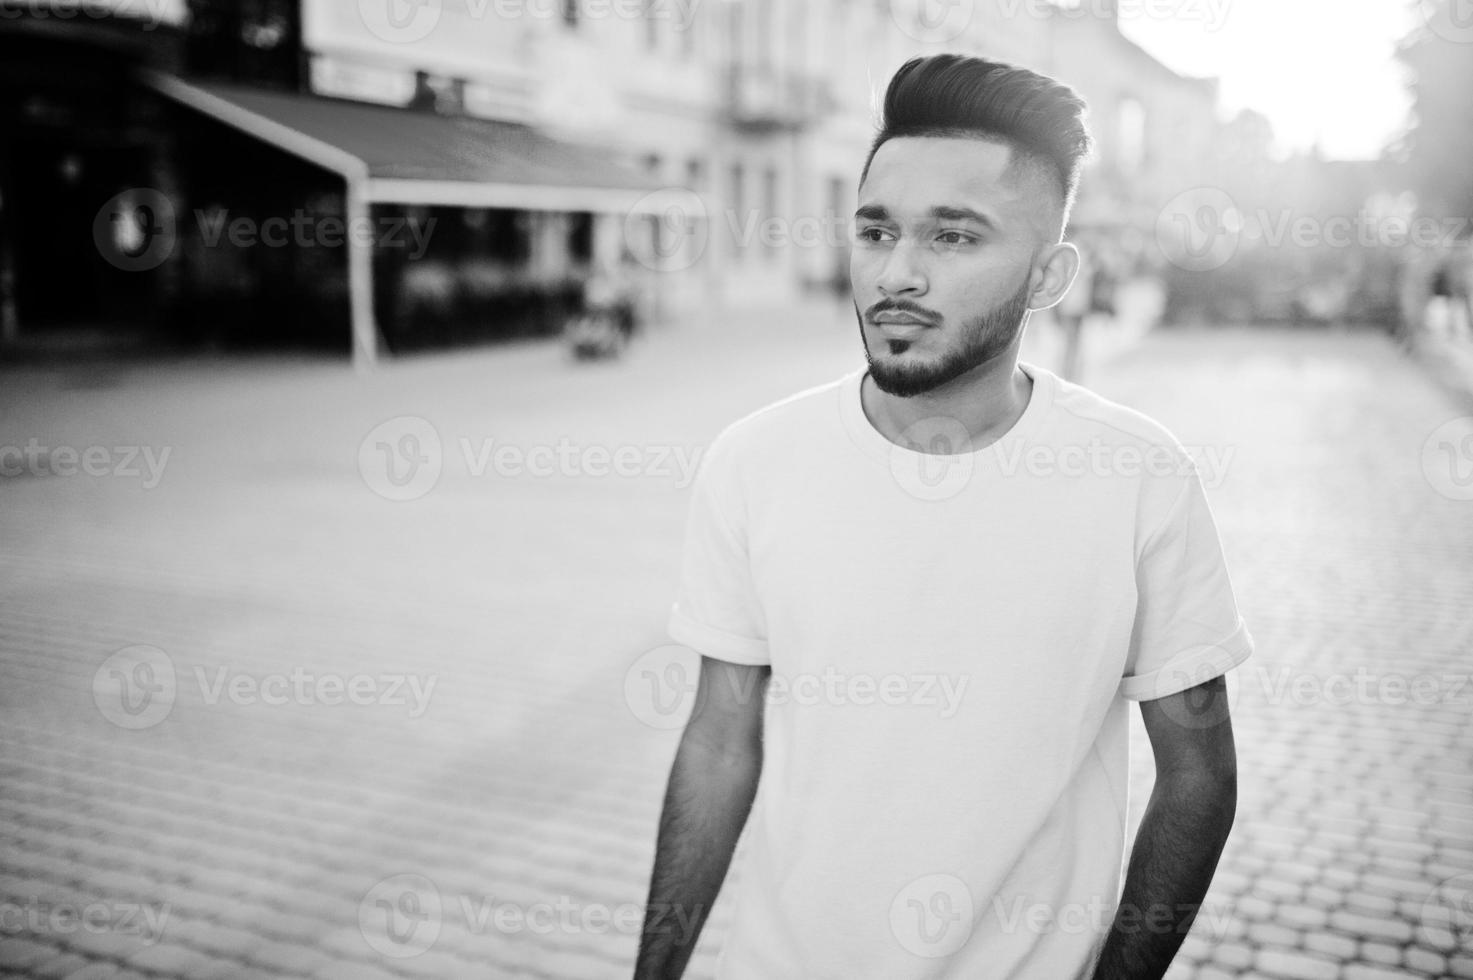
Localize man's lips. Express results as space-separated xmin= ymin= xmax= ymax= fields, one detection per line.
xmin=870 ymin=312 xmax=935 ymax=326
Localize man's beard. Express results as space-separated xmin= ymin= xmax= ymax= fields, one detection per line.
xmin=857 ymin=280 xmax=1032 ymax=398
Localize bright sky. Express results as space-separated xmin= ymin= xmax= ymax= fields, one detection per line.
xmin=1117 ymin=0 xmax=1421 ymax=160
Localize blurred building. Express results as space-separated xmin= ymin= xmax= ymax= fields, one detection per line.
xmin=0 ymin=0 xmax=1221 ymax=364
xmin=1044 ymin=2 xmax=1219 ymax=256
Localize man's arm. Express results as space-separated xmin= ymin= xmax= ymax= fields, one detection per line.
xmin=634 ymin=655 xmax=769 ymax=980
xmin=1091 ymin=676 xmax=1238 ymax=980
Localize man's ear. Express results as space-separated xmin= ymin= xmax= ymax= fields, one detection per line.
xmin=1025 ymin=241 xmax=1081 ymax=312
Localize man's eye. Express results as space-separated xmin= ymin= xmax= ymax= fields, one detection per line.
xmin=936 ymin=231 xmax=976 ymax=246
xmin=857 ymin=227 xmax=893 ymax=243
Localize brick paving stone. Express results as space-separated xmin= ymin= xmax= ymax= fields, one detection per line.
xmin=59 ymin=966 xmax=122 ymax=980
xmin=29 ymin=954 xmax=92 ymax=980
xmin=1404 ymin=947 xmax=1447 ymax=975
xmin=1329 ymin=911 xmax=1415 ymax=945
xmin=1254 ymin=947 xmax=1340 ymax=979
xmin=1343 ymin=966 xmax=1423 ymax=980
xmin=1248 ymin=922 xmax=1305 ymax=951
xmin=1357 ymin=941 xmax=1404 ymax=967
xmin=1210 ymin=941 xmax=1256 ymax=970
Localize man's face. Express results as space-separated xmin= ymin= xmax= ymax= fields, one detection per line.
xmin=851 ymin=136 xmax=1059 ymax=397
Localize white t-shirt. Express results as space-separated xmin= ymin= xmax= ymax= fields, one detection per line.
xmin=667 ymin=360 xmax=1253 ymax=980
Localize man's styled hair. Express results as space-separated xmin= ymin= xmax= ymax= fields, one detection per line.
xmin=862 ymin=54 xmax=1094 ymax=233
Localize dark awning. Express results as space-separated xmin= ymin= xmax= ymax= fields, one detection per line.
xmin=143 ymin=71 xmax=666 ymax=213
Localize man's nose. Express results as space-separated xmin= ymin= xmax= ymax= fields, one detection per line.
xmin=876 ymin=241 xmax=926 ymax=296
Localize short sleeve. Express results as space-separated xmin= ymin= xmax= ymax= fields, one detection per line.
xmin=667 ymin=430 xmax=771 ymax=666
xmin=1119 ymin=462 xmax=1253 ymax=701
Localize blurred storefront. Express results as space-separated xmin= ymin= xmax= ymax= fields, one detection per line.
xmin=1 ymin=0 xmax=1232 ymax=364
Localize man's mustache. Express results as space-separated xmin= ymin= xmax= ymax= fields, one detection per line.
xmin=863 ymin=299 xmax=942 ymax=325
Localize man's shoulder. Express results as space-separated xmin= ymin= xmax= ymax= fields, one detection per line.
xmin=1043 ymin=370 xmax=1190 ymax=458
xmin=707 ymin=370 xmax=854 ymax=459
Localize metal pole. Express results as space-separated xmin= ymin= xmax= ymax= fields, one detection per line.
xmin=347 ymin=179 xmax=379 ymax=371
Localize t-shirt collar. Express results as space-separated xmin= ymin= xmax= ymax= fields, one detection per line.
xmin=839 ymin=359 xmax=1056 ymax=470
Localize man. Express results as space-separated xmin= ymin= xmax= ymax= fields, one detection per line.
xmin=635 ymin=54 xmax=1251 ymax=980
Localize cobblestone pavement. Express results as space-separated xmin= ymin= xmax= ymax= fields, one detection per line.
xmin=0 ymin=310 xmax=1470 ymax=979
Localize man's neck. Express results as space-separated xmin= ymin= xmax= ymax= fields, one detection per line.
xmin=862 ymin=354 xmax=1033 ymax=454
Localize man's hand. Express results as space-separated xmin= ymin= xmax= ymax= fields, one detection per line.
xmin=1091 ymin=675 xmax=1238 ymax=980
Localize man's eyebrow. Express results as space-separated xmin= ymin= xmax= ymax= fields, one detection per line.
xmin=931 ymin=206 xmax=997 ymax=229
xmin=853 ymin=204 xmax=998 ymax=229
